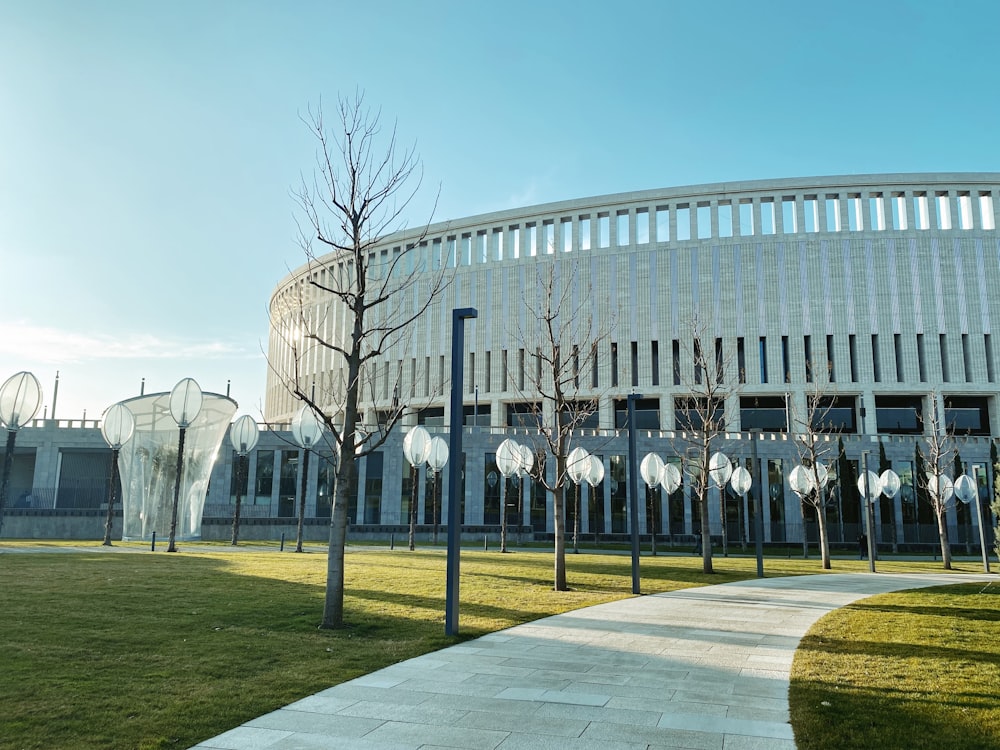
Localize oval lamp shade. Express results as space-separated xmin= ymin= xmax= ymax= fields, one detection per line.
xmin=856 ymin=470 xmax=883 ymax=501
xmin=815 ymin=463 xmax=830 ymax=489
xmin=925 ymin=473 xmax=954 ymax=502
xmin=169 ymin=378 xmax=203 ymax=427
xmin=708 ymin=451 xmax=733 ymax=488
xmin=403 ymin=425 xmax=432 ymax=467
xmin=0 ymin=371 xmax=43 ymax=430
xmin=660 ymin=462 xmax=681 ymax=494
xmin=291 ymin=404 xmax=324 ymax=448
xmin=788 ymin=465 xmax=815 ymax=496
xmin=427 ymin=436 xmax=449 ymax=472
xmin=879 ymin=469 xmax=901 ymax=499
xmin=640 ymin=453 xmax=664 ymax=488
xmin=730 ymin=466 xmax=752 ymax=495
xmin=953 ymin=474 xmax=977 ymax=504
xmin=230 ymin=414 xmax=260 ymax=455
xmin=101 ymin=402 xmax=135 ymax=449
xmin=585 ymin=454 xmax=605 ymax=488
xmin=496 ymin=438 xmax=522 ymax=478
xmin=566 ymin=447 xmax=590 ymax=485
xmin=518 ymin=444 xmax=534 ymax=476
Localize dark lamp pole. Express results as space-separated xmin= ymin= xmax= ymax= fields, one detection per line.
xmin=100 ymin=402 xmax=135 ymax=546
xmin=445 ymin=307 xmax=476 ymax=636
xmin=167 ymin=378 xmax=203 ymax=552
xmin=0 ymin=371 xmax=43 ymax=537
xmin=229 ymin=414 xmax=260 ymax=546
xmin=403 ymin=426 xmax=432 ymax=551
xmin=291 ymin=405 xmax=325 ymax=553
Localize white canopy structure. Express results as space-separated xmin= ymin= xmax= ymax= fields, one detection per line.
xmin=117 ymin=391 xmax=236 ymax=541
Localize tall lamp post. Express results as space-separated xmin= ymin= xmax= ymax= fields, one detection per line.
xmin=640 ymin=453 xmax=665 ymax=556
xmin=403 ymin=426 xmax=432 ymax=551
xmin=584 ymin=454 xmax=606 ymax=544
xmin=100 ymin=402 xmax=135 ymax=546
xmin=567 ymin=447 xmax=591 ymax=553
xmin=729 ymin=462 xmax=753 ymax=556
xmin=496 ymin=438 xmax=522 ymax=553
xmin=291 ymin=405 xmax=325 ymax=553
xmin=229 ymin=414 xmax=260 ymax=546
xmin=427 ymin=436 xmax=449 ymax=544
xmin=857 ymin=460 xmax=881 ymax=573
xmin=167 ymin=378 xmax=203 ymax=552
xmin=788 ymin=464 xmax=813 ymax=559
xmin=954 ymin=471 xmax=990 ymax=573
xmin=879 ymin=468 xmax=901 ymax=555
xmin=708 ymin=452 xmax=733 ymax=557
xmin=517 ymin=443 xmax=534 ymax=545
xmin=0 ymin=371 xmax=42 ymax=536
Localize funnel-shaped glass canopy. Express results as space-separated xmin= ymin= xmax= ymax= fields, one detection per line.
xmin=117 ymin=391 xmax=236 ymax=541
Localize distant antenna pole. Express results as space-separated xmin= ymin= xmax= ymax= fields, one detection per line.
xmin=51 ymin=371 xmax=60 ymax=420
xmin=226 ymin=379 xmax=231 ymax=398
xmin=140 ymin=377 xmax=145 ymax=396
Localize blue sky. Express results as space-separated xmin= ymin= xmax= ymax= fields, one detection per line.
xmin=2 ymin=0 xmax=999 ymax=422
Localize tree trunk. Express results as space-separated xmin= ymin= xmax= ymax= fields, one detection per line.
xmin=816 ymin=503 xmax=831 ymax=569
xmin=700 ymin=490 xmax=713 ymax=574
xmin=937 ymin=510 xmax=952 ymax=570
xmin=321 ymin=464 xmax=352 ymax=628
xmin=553 ymin=483 xmax=567 ymax=590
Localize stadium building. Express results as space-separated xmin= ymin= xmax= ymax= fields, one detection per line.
xmin=5 ymin=174 xmax=999 ymax=550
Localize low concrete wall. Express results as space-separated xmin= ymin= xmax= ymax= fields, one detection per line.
xmin=1 ymin=510 xmax=121 ymax=541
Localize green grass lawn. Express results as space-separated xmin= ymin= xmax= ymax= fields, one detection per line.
xmin=0 ymin=541 xmax=993 ymax=749
xmin=790 ymin=580 xmax=1000 ymax=750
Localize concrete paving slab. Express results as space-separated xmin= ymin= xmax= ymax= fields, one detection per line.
xmin=191 ymin=572 xmax=991 ymax=750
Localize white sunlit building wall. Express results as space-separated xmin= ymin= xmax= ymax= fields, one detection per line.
xmin=264 ymin=173 xmax=1000 ymax=549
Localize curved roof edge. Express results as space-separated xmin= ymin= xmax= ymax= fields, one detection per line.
xmin=272 ymin=171 xmax=1000 ymax=294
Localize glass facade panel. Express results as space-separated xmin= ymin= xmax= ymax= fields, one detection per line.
xmin=811 ymin=396 xmax=857 ymax=433
xmin=255 ymin=450 xmax=274 ymax=505
xmin=364 ymin=452 xmax=383 ymax=524
xmin=875 ymin=396 xmax=923 ymax=434
xmin=278 ymin=450 xmax=298 ymax=517
xmin=610 ymin=456 xmax=627 ymax=533
xmin=944 ymin=396 xmax=990 ymax=435
xmin=484 ymin=453 xmax=500 ymax=525
xmin=614 ymin=398 xmax=661 ymax=430
xmin=768 ymin=459 xmax=785 ymax=541
xmin=739 ymin=396 xmax=787 ymax=432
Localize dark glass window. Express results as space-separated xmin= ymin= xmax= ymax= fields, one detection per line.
xmin=506 ymin=402 xmax=541 ymax=429
xmin=674 ymin=397 xmax=724 ymax=431
xmin=739 ymin=395 xmax=787 ymax=432
xmin=463 ymin=403 xmax=490 ymax=426
xmin=944 ymin=396 xmax=990 ymax=435
xmin=874 ymin=395 xmax=923 ymax=434
xmin=364 ymin=452 xmax=383 ymax=524
xmin=810 ymin=396 xmax=857 ymax=433
xmin=416 ymin=406 xmax=444 ymax=428
xmin=614 ymin=398 xmax=660 ymax=430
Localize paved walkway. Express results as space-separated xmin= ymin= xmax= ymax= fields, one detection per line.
xmin=192 ymin=572 xmax=993 ymax=750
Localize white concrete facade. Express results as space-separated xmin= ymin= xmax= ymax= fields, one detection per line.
xmin=267 ymin=173 xmax=1000 ymax=434
xmin=260 ymin=173 xmax=1000 ymax=549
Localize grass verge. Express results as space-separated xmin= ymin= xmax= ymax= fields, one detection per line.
xmin=790 ymin=580 xmax=1000 ymax=750
xmin=0 ymin=541 xmax=989 ymax=749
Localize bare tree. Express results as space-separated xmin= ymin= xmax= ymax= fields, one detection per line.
xmin=271 ymin=92 xmax=448 ymax=628
xmin=672 ymin=316 xmax=735 ymax=574
xmin=507 ymin=260 xmax=611 ymax=591
xmin=917 ymin=395 xmax=961 ymax=570
xmin=788 ymin=384 xmax=842 ymax=570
